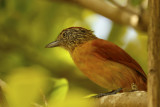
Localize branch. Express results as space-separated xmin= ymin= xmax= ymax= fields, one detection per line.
xmin=108 ymin=0 xmax=139 ymax=15
xmin=51 ymin=0 xmax=148 ymax=32
xmin=95 ymin=91 xmax=147 ymax=107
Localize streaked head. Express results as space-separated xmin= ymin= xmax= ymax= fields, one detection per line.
xmin=45 ymin=27 xmax=97 ymax=52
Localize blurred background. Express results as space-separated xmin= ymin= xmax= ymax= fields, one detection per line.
xmin=0 ymin=0 xmax=148 ymax=107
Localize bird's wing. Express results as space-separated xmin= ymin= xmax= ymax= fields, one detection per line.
xmin=91 ymin=39 xmax=147 ymax=79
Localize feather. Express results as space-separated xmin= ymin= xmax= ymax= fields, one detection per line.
xmin=72 ymin=38 xmax=147 ymax=91
xmin=91 ymin=39 xmax=147 ymax=81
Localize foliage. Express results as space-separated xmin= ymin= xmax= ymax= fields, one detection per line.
xmin=0 ymin=0 xmax=148 ymax=106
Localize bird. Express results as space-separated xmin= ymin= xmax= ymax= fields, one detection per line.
xmin=45 ymin=27 xmax=147 ymax=95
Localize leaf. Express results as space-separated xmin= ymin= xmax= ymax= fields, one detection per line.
xmin=5 ymin=66 xmax=48 ymax=107
xmin=130 ymin=0 xmax=142 ymax=6
xmin=48 ymin=78 xmax=68 ymax=107
xmin=107 ymin=23 xmax=127 ymax=47
xmin=83 ymin=94 xmax=97 ymax=98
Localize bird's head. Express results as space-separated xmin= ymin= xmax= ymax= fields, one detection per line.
xmin=45 ymin=27 xmax=97 ymax=52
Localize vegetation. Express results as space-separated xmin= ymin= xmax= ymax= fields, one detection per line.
xmin=0 ymin=0 xmax=148 ymax=107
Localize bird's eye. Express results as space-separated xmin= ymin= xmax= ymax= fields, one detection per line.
xmin=63 ymin=33 xmax=66 ymax=37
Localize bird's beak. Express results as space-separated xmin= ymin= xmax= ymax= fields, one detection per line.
xmin=45 ymin=40 xmax=60 ymax=48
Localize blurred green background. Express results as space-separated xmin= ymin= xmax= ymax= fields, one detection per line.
xmin=0 ymin=0 xmax=148 ymax=107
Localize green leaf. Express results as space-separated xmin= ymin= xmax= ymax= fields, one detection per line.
xmin=48 ymin=78 xmax=68 ymax=106
xmin=130 ymin=0 xmax=142 ymax=6
xmin=5 ymin=66 xmax=48 ymax=107
xmin=83 ymin=94 xmax=97 ymax=98
xmin=107 ymin=23 xmax=127 ymax=47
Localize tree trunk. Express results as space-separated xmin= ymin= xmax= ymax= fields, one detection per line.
xmin=148 ymin=0 xmax=160 ymax=107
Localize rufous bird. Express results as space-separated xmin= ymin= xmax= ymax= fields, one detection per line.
xmin=46 ymin=27 xmax=147 ymax=95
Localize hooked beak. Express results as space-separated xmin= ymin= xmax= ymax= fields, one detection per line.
xmin=45 ymin=40 xmax=60 ymax=48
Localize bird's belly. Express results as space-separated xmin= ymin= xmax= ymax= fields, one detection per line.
xmin=73 ymin=55 xmax=139 ymax=91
